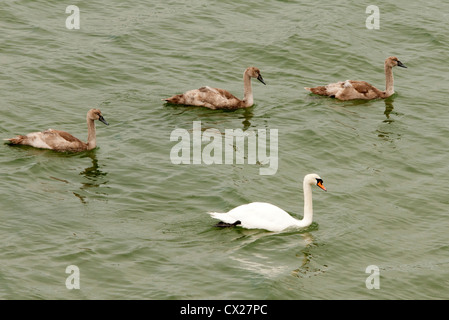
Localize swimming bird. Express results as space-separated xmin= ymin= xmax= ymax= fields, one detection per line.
xmin=5 ymin=108 xmax=109 ymax=152
xmin=164 ymin=66 xmax=266 ymax=110
xmin=305 ymin=56 xmax=407 ymax=100
xmin=208 ymin=174 xmax=326 ymax=232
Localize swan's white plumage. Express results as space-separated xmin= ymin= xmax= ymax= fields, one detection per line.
xmin=208 ymin=174 xmax=326 ymax=232
xmin=210 ymin=202 xmax=302 ymax=232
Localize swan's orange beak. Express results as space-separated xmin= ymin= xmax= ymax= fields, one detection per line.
xmin=317 ymin=180 xmax=327 ymax=191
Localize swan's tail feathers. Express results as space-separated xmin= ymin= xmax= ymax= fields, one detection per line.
xmin=4 ymin=135 xmax=26 ymax=145
xmin=305 ymin=86 xmax=328 ymax=96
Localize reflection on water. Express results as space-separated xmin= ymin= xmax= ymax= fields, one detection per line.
xmin=79 ymin=151 xmax=107 ymax=181
xmin=165 ymin=103 xmax=255 ymax=131
xmin=7 ymin=145 xmax=109 ymax=204
xmin=74 ymin=151 xmax=109 ymax=204
xmin=291 ymin=232 xmax=328 ymax=278
xmin=383 ymin=98 xmax=395 ymax=122
xmin=377 ymin=98 xmax=402 ymax=143
xmin=228 ymin=228 xmax=328 ymax=279
xmin=240 ymin=107 xmax=254 ymax=131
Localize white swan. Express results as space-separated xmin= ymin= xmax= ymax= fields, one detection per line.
xmin=208 ymin=174 xmax=326 ymax=232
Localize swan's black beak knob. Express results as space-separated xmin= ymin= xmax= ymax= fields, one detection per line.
xmin=316 ymin=179 xmax=327 ymax=191
xmin=257 ymin=74 xmax=266 ymax=85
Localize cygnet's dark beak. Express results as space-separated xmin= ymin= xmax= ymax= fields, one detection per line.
xmin=257 ymin=74 xmax=266 ymax=85
xmin=397 ymin=60 xmax=407 ymax=68
xmin=99 ymin=115 xmax=109 ymax=125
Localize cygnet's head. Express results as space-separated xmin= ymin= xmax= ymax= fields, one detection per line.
xmin=87 ymin=108 xmax=109 ymax=125
xmin=385 ymin=56 xmax=407 ymax=68
xmin=246 ymin=67 xmax=266 ymax=85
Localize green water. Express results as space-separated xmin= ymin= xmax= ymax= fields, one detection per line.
xmin=1 ymin=0 xmax=448 ymax=300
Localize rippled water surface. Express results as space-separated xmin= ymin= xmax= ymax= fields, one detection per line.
xmin=1 ymin=0 xmax=449 ymax=300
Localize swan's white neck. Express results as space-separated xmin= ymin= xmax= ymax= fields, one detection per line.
xmin=242 ymin=70 xmax=253 ymax=107
xmin=293 ymin=179 xmax=314 ymax=228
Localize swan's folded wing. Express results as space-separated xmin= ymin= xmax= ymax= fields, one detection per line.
xmin=45 ymin=129 xmax=81 ymax=142
xmin=42 ymin=129 xmax=84 ymax=150
xmin=208 ymin=87 xmax=238 ymax=100
xmin=348 ymin=81 xmax=380 ymax=94
xmin=197 ymin=87 xmax=240 ymax=107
